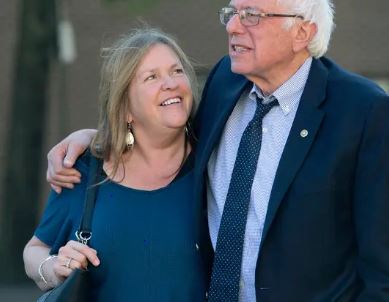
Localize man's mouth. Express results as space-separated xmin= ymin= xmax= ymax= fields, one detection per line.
xmin=231 ymin=44 xmax=250 ymax=53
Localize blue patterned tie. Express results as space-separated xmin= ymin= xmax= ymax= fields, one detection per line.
xmin=208 ymin=95 xmax=278 ymax=302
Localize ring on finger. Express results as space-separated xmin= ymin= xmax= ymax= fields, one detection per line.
xmin=65 ymin=257 xmax=72 ymax=269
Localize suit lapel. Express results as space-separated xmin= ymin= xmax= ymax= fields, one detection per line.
xmin=197 ymin=74 xmax=250 ymax=175
xmin=193 ymin=62 xmax=249 ymax=246
xmin=260 ymin=59 xmax=329 ymax=245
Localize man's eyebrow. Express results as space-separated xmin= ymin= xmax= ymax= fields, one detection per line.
xmin=227 ymin=4 xmax=261 ymax=11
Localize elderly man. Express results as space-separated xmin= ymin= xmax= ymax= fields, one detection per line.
xmin=47 ymin=0 xmax=389 ymax=301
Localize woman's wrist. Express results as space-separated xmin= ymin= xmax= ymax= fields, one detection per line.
xmin=38 ymin=255 xmax=60 ymax=290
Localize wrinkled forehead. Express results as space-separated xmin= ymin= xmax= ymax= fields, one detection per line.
xmin=228 ymin=0 xmax=285 ymax=11
xmin=135 ymin=43 xmax=182 ymax=73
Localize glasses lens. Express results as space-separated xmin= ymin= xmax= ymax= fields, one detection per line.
xmin=242 ymin=10 xmax=259 ymax=26
xmin=219 ymin=8 xmax=234 ymax=25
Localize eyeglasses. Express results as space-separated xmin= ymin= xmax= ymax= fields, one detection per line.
xmin=218 ymin=7 xmax=304 ymax=27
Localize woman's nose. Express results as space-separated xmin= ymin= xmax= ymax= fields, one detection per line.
xmin=161 ymin=76 xmax=178 ymax=90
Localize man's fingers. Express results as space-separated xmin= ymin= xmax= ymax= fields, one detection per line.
xmin=63 ymin=142 xmax=88 ymax=169
xmin=52 ymin=167 xmax=81 ymax=177
xmin=46 ymin=129 xmax=95 ymax=189
xmin=47 ymin=168 xmax=81 ymax=181
xmin=63 ymin=155 xmax=77 ymax=169
xmin=47 ymin=141 xmax=81 ymax=191
xmin=61 ymin=128 xmax=96 ymax=168
xmin=50 ymin=184 xmax=62 ymax=194
xmin=50 ymin=181 xmax=75 ymax=190
xmin=47 ymin=142 xmax=68 ymax=173
xmin=47 ymin=163 xmax=81 ymax=189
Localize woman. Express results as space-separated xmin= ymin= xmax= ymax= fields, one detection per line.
xmin=23 ymin=28 xmax=209 ymax=301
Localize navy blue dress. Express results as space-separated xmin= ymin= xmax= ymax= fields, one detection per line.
xmin=35 ymin=153 xmax=208 ymax=301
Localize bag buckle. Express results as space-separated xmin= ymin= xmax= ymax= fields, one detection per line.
xmin=75 ymin=231 xmax=92 ymax=245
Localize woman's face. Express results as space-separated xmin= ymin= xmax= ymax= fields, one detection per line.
xmin=128 ymin=43 xmax=193 ymax=136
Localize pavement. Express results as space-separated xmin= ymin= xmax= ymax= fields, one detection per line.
xmin=0 ymin=284 xmax=41 ymax=301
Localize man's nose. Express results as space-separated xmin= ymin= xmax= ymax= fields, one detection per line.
xmin=226 ymin=13 xmax=245 ymax=34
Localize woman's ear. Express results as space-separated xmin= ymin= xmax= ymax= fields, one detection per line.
xmin=293 ymin=21 xmax=317 ymax=53
xmin=126 ymin=110 xmax=133 ymax=124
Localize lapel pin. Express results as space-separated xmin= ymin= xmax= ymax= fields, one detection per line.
xmin=300 ymin=129 xmax=308 ymax=138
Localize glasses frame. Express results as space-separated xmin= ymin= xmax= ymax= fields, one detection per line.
xmin=218 ymin=7 xmax=304 ymax=27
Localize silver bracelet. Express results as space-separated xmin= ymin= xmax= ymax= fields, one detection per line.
xmin=38 ymin=255 xmax=58 ymax=285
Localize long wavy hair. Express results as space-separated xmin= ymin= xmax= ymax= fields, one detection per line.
xmin=90 ymin=28 xmax=198 ymax=178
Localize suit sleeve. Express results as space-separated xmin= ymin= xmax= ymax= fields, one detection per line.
xmin=354 ymin=95 xmax=389 ymax=301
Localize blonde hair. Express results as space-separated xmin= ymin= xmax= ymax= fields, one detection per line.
xmin=91 ymin=28 xmax=198 ymax=176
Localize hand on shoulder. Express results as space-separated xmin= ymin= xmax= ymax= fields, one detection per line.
xmin=47 ymin=129 xmax=97 ymax=193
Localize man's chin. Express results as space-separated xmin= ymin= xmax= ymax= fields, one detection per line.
xmin=230 ymin=62 xmax=247 ymax=76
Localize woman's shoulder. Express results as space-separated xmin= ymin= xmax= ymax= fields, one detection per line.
xmin=74 ymin=149 xmax=99 ymax=177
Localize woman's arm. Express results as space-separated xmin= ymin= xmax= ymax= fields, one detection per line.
xmin=24 ymin=236 xmax=100 ymax=291
xmin=23 ymin=236 xmax=62 ymax=291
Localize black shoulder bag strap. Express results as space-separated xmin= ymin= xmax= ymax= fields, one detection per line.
xmin=38 ymin=155 xmax=103 ymax=302
xmin=75 ymin=155 xmax=103 ymax=245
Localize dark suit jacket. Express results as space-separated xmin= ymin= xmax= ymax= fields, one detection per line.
xmin=193 ymin=56 xmax=389 ymax=301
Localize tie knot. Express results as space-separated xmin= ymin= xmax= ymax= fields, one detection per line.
xmin=255 ymin=95 xmax=278 ymax=120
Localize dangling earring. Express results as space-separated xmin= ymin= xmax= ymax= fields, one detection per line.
xmin=126 ymin=122 xmax=135 ymax=149
xmin=185 ymin=121 xmax=193 ymax=137
xmin=185 ymin=121 xmax=197 ymax=142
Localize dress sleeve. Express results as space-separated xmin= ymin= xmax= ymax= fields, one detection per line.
xmin=34 ymin=154 xmax=91 ymax=250
xmin=34 ymin=189 xmax=73 ymax=247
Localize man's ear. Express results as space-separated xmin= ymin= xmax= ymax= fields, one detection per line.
xmin=293 ymin=21 xmax=317 ymax=53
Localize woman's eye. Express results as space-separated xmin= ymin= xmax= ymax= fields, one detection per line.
xmin=145 ymin=74 xmax=156 ymax=81
xmin=173 ymin=68 xmax=184 ymax=75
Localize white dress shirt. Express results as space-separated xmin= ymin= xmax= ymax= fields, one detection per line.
xmin=207 ymin=58 xmax=312 ymax=301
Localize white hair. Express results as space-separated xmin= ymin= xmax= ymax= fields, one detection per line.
xmin=278 ymin=0 xmax=335 ymax=58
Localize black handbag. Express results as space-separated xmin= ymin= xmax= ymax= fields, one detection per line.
xmin=37 ymin=155 xmax=102 ymax=302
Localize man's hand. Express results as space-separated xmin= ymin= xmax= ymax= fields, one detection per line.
xmin=47 ymin=129 xmax=97 ymax=193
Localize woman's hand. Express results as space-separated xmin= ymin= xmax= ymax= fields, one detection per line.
xmin=53 ymin=240 xmax=100 ymax=280
xmin=46 ymin=129 xmax=97 ymax=193
xmin=24 ymin=236 xmax=100 ymax=291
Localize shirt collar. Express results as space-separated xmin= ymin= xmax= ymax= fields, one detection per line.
xmin=249 ymin=57 xmax=312 ymax=116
